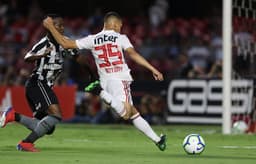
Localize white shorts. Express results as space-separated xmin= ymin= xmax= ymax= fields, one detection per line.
xmin=100 ymin=79 xmax=133 ymax=105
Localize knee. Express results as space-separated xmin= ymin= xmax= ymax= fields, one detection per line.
xmin=122 ymin=110 xmax=139 ymax=120
xmin=130 ymin=105 xmax=140 ymax=120
xmin=121 ymin=103 xmax=137 ymax=120
xmin=43 ymin=115 xmax=61 ymax=136
xmin=48 ymin=104 xmax=62 ymax=119
xmin=34 ymin=111 xmax=48 ymax=120
xmin=131 ymin=106 xmax=138 ymax=116
xmin=122 ymin=112 xmax=130 ymax=120
xmin=46 ymin=125 xmax=55 ymax=135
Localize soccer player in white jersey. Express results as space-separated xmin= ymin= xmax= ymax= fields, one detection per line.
xmin=43 ymin=11 xmax=166 ymax=151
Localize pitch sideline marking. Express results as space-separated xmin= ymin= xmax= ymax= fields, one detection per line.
xmin=64 ymin=138 xmax=113 ymax=144
xmin=218 ymin=146 xmax=256 ymax=149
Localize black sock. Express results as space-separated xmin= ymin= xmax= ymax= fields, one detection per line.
xmin=15 ymin=113 xmax=21 ymax=122
xmin=23 ymin=131 xmax=39 ymax=143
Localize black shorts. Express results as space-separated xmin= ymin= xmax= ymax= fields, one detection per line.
xmin=25 ymin=78 xmax=59 ymax=120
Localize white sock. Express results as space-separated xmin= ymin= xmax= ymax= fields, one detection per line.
xmin=100 ymin=90 xmax=126 ymax=116
xmin=132 ymin=115 xmax=160 ymax=143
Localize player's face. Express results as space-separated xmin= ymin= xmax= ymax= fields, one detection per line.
xmin=105 ymin=17 xmax=123 ymax=33
xmin=113 ymin=19 xmax=122 ymax=33
xmin=53 ymin=17 xmax=64 ymax=34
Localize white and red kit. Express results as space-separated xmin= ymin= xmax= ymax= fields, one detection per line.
xmin=76 ymin=30 xmax=134 ymax=104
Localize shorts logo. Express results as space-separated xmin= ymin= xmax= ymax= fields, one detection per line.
xmin=35 ymin=103 xmax=41 ymax=110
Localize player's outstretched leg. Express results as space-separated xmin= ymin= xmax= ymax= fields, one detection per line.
xmin=0 ymin=107 xmax=15 ymax=128
xmin=85 ymin=80 xmax=102 ymax=95
xmin=17 ymin=112 xmax=61 ymax=152
xmin=130 ymin=111 xmax=167 ymax=151
xmin=156 ymin=134 xmax=167 ymax=151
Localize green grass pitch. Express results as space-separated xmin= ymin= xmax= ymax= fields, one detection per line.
xmin=0 ymin=123 xmax=256 ymax=164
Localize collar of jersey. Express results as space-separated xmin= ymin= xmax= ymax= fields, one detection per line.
xmin=101 ymin=29 xmax=116 ymax=33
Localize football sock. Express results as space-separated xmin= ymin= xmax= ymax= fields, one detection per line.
xmin=18 ymin=114 xmax=40 ymax=131
xmin=23 ymin=131 xmax=39 ymax=143
xmin=132 ymin=115 xmax=160 ymax=143
xmin=100 ymin=90 xmax=126 ymax=116
xmin=23 ymin=115 xmax=60 ymax=143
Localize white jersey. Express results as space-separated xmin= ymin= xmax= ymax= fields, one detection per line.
xmin=76 ymin=30 xmax=133 ymax=81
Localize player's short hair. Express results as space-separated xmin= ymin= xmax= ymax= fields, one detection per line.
xmin=46 ymin=13 xmax=62 ymax=19
xmin=104 ymin=11 xmax=121 ymax=22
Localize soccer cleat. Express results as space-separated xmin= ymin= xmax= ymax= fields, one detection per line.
xmin=17 ymin=141 xmax=39 ymax=152
xmin=0 ymin=107 xmax=15 ymax=128
xmin=84 ymin=80 xmax=102 ymax=95
xmin=156 ymin=134 xmax=167 ymax=151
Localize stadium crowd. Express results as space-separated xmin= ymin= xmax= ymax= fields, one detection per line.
xmin=0 ymin=0 xmax=224 ymax=86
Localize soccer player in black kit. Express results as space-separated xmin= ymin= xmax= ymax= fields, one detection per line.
xmin=0 ymin=14 xmax=79 ymax=152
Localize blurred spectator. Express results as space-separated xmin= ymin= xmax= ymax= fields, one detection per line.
xmin=65 ymin=93 xmax=118 ymax=124
xmin=65 ymin=18 xmax=90 ymax=39
xmin=0 ymin=1 xmax=8 ymax=27
xmin=208 ymin=32 xmax=222 ymax=78
xmin=65 ymin=94 xmax=100 ymax=123
xmin=207 ymin=60 xmax=222 ymax=78
xmin=88 ymin=8 xmax=103 ymax=33
xmin=139 ymin=94 xmax=165 ymax=125
xmin=5 ymin=0 xmax=20 ymax=26
xmin=27 ymin=0 xmax=43 ymax=22
xmin=90 ymin=102 xmax=120 ymax=124
xmin=149 ymin=0 xmax=169 ymax=28
xmin=233 ymin=22 xmax=254 ymax=75
xmin=211 ymin=33 xmax=222 ymax=62
xmin=14 ymin=68 xmax=30 ymax=85
xmin=178 ymin=53 xmax=193 ymax=77
xmin=186 ymin=38 xmax=211 ymax=77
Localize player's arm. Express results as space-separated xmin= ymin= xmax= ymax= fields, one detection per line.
xmin=66 ymin=50 xmax=97 ymax=82
xmin=125 ymin=47 xmax=164 ymax=81
xmin=24 ymin=47 xmax=52 ymax=62
xmin=43 ymin=17 xmax=77 ymax=49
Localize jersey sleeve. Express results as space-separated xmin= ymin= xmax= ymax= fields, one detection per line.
xmin=25 ymin=39 xmax=48 ymax=59
xmin=75 ymin=35 xmax=94 ymax=50
xmin=120 ymin=35 xmax=133 ymax=50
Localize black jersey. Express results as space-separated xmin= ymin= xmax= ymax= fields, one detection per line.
xmin=25 ymin=36 xmax=78 ymax=87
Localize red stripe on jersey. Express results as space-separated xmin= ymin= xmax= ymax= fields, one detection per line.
xmin=122 ymin=80 xmax=129 ymax=103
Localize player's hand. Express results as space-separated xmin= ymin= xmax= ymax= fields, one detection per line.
xmin=43 ymin=17 xmax=54 ymax=29
xmin=152 ymin=70 xmax=164 ymax=81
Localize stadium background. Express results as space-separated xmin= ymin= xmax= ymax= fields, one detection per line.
xmin=1 ymin=1 xmax=256 ymax=164
xmin=0 ymin=0 xmax=241 ymax=125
